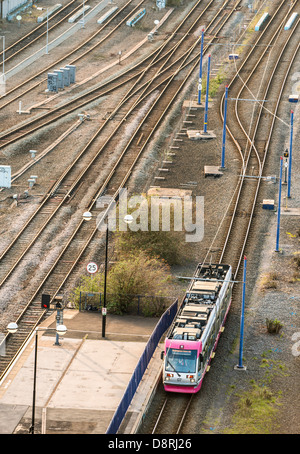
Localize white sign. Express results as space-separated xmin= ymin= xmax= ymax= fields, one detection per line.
xmin=0 ymin=166 xmax=11 ymax=188
xmin=86 ymin=262 xmax=98 ymax=274
xmin=102 ymin=307 xmax=107 ymax=316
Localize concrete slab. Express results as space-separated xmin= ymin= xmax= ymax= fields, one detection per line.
xmin=147 ymin=187 xmax=192 ymax=198
xmin=0 ymin=403 xmax=28 ymax=434
xmin=204 ymin=166 xmax=223 ymax=177
xmin=187 ymin=130 xmax=216 ymax=140
xmin=0 ymin=311 xmax=161 ymax=434
xmin=183 ymin=100 xmax=213 ymax=109
xmin=281 ymin=207 xmax=300 ymax=216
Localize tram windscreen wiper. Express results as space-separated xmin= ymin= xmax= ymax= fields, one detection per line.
xmin=167 ymin=359 xmax=181 ymax=377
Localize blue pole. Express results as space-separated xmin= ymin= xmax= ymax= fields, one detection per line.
xmin=287 ymin=110 xmax=294 ymax=198
xmin=275 ymin=157 xmax=283 ymax=252
xmin=204 ymin=54 xmax=211 ymax=133
xmin=238 ymin=256 xmax=247 ymax=369
xmin=197 ymin=29 xmax=204 ymax=105
xmin=221 ymin=85 xmax=228 ymax=168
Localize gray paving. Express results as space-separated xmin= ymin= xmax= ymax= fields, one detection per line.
xmin=0 ymin=310 xmax=162 ymax=434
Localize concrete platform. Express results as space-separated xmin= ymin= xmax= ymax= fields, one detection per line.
xmin=187 ymin=130 xmax=216 ymax=140
xmin=0 ymin=311 xmax=163 ymax=434
xmin=147 ymin=187 xmax=192 ymax=198
xmin=281 ymin=207 xmax=300 ymax=216
xmin=182 ymin=100 xmax=213 ymax=109
xmin=204 ymin=166 xmax=223 ymax=178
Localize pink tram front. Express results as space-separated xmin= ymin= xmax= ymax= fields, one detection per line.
xmin=161 ymin=263 xmax=232 ymax=393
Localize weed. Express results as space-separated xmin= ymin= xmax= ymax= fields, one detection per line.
xmin=266 ymin=318 xmax=283 ymax=334
xmin=259 ymin=272 xmax=279 ymax=291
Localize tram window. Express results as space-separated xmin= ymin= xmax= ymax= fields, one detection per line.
xmin=165 ymin=349 xmax=197 ymax=373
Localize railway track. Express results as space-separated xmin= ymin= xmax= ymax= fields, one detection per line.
xmin=0 ymin=0 xmax=227 ymax=148
xmin=0 ymin=0 xmax=228 ymax=288
xmin=216 ymin=0 xmax=299 ymax=280
xmin=151 ymin=394 xmax=193 ymax=434
xmin=0 ymin=0 xmax=239 ymax=380
xmin=140 ymin=0 xmax=299 ymax=434
xmin=1 ymin=0 xmax=90 ymax=65
xmin=0 ymin=0 xmax=144 ymax=108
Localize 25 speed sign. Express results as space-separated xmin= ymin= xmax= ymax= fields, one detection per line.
xmin=86 ymin=262 xmax=98 ymax=274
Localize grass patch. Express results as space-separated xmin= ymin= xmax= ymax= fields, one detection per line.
xmin=259 ymin=271 xmax=279 ymax=291
xmin=201 ymin=70 xmax=226 ymax=99
xmin=287 ymin=252 xmax=300 ymax=283
xmin=223 ymin=381 xmax=281 ymax=434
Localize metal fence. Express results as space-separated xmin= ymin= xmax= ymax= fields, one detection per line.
xmin=78 ymin=291 xmax=175 ymax=317
xmin=105 ymin=298 xmax=178 ymax=434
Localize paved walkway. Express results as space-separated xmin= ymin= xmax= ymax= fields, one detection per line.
xmin=0 ymin=310 xmax=163 ymax=434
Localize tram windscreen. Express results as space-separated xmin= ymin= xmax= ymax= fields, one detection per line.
xmin=165 ymin=348 xmax=197 ymax=373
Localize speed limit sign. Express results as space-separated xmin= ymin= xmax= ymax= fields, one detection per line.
xmin=86 ymin=262 xmax=98 ymax=274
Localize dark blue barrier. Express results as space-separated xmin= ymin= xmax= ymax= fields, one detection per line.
xmin=106 ymin=299 xmax=178 ymax=434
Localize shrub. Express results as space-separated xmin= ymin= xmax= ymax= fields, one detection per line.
xmin=292 ymin=251 xmax=300 ymax=268
xmin=266 ymin=318 xmax=283 ymax=334
xmin=70 ymin=252 xmax=173 ymax=315
xmin=106 ymin=252 xmax=172 ymax=314
xmin=259 ymin=272 xmax=279 ymax=291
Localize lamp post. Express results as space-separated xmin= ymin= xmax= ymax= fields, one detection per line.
xmin=203 ymin=54 xmax=211 ymax=134
xmin=0 ymin=323 xmax=19 ymax=356
xmin=235 ymin=256 xmax=247 ymax=371
xmin=46 ymin=9 xmax=49 ymax=54
xmin=275 ymin=157 xmax=283 ymax=252
xmin=0 ymin=36 xmax=5 ymax=82
xmin=8 ymin=323 xmax=67 ymax=434
xmin=81 ymin=0 xmax=85 ymax=28
xmin=30 ymin=324 xmax=67 ymax=434
xmin=287 ymin=110 xmax=294 ymax=198
xmin=221 ymin=85 xmax=228 ymax=169
xmin=102 ymin=221 xmax=109 ymax=338
xmin=83 ymin=211 xmax=133 ymax=337
xmin=198 ymin=29 xmax=204 ymax=105
xmin=7 ymin=322 xmax=18 ymax=334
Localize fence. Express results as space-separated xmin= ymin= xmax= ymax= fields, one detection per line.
xmin=105 ymin=298 xmax=178 ymax=434
xmin=78 ymin=291 xmax=175 ymax=317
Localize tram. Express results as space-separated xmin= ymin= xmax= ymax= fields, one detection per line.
xmin=161 ymin=263 xmax=232 ymax=393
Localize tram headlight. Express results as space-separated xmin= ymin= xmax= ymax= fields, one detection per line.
xmin=165 ymin=373 xmax=174 ymax=381
xmin=186 ymin=375 xmax=195 ymax=383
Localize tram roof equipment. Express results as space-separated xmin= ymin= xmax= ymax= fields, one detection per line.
xmin=284 ymin=12 xmax=298 ymax=30
xmin=167 ymin=264 xmax=231 ymax=341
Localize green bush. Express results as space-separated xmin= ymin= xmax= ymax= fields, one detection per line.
xmin=115 ymin=195 xmax=184 ymax=265
xmin=70 ymin=252 xmax=173 ymax=315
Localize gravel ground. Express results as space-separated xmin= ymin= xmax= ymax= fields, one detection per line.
xmin=132 ymin=2 xmax=300 ymax=434
xmin=0 ymin=0 xmax=298 ymax=434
